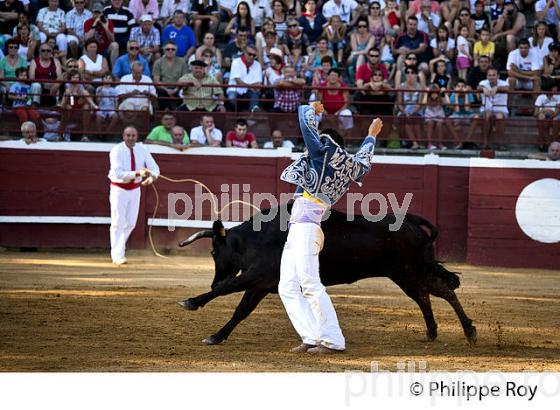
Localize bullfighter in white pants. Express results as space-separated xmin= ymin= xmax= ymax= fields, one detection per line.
xmin=279 ymin=103 xmax=383 ymax=354
xmin=108 ymin=126 xmax=160 ymax=265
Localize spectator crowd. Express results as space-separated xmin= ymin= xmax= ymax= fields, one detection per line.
xmin=1 ymin=0 xmax=559 ymax=150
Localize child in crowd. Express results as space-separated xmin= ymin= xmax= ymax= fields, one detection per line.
xmin=8 ymin=67 xmax=40 ymax=124
xmin=384 ymin=0 xmax=401 ymax=33
xmin=456 ymin=25 xmax=472 ymax=80
xmin=473 ymin=27 xmax=495 ymax=66
xmin=95 ymin=73 xmax=119 ymax=133
xmin=422 ymin=84 xmax=450 ymax=150
xmin=324 ymin=15 xmax=347 ymax=65
xmin=449 ymin=78 xmax=475 ymax=149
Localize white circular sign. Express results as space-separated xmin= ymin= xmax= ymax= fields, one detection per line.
xmin=515 ymin=178 xmax=560 ymax=243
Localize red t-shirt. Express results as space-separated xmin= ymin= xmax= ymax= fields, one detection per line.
xmin=356 ymin=62 xmax=388 ymax=82
xmin=320 ymin=80 xmax=347 ymax=114
xmin=226 ymin=131 xmax=256 ymax=148
xmin=84 ymin=18 xmax=115 ymax=53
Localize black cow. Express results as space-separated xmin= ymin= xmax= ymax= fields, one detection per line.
xmin=178 ymin=207 xmax=477 ymax=346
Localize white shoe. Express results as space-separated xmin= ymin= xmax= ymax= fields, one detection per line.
xmin=427 ymin=144 xmax=437 ymax=150
xmin=113 ymin=257 xmax=127 ymax=265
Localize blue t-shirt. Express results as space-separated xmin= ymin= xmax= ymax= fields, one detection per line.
xmin=9 ymin=82 xmax=31 ymax=108
xmin=112 ymin=55 xmax=151 ymax=78
xmin=161 ymin=24 xmax=196 ymax=57
xmin=450 ymin=93 xmax=475 ymax=115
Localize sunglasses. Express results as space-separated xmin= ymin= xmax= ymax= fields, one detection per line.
xmin=40 ymin=49 xmax=52 ymax=52
xmin=8 ymin=45 xmax=18 ymax=49
xmin=358 ymin=25 xmax=367 ymax=28
xmin=460 ymin=13 xmax=469 ymax=16
xmin=373 ymin=72 xmax=383 ymax=76
xmin=129 ymin=46 xmax=139 ymax=50
xmin=67 ymin=65 xmax=78 ymax=68
xmin=288 ymin=24 xmax=298 ymax=28
xmin=406 ymin=71 xmax=416 ymax=74
xmin=406 ymin=56 xmax=417 ymax=59
xmin=369 ymin=54 xmax=379 ymax=57
xmin=247 ymin=52 xmax=257 ymax=57
xmin=164 ymin=48 xmax=176 ymax=51
xmin=74 ymin=1 xmax=84 ymax=3
xmin=370 ymin=6 xmax=380 ymax=9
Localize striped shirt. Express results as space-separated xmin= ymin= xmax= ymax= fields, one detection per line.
xmin=65 ymin=8 xmax=92 ymax=39
xmin=130 ymin=26 xmax=160 ymax=49
xmin=103 ymin=6 xmax=135 ymax=45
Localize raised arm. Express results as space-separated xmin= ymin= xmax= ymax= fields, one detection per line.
xmin=298 ymin=103 xmax=325 ymax=157
xmin=351 ymin=118 xmax=383 ymax=183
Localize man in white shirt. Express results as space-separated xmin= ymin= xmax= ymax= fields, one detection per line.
xmin=507 ymin=38 xmax=541 ymax=92
xmin=416 ymin=0 xmax=440 ymax=37
xmin=476 ymin=67 xmax=509 ymax=147
xmin=108 ymin=125 xmax=160 ymax=265
xmin=116 ymin=61 xmax=157 ymax=121
xmin=322 ymin=0 xmax=360 ymax=26
xmin=20 ymin=121 xmax=47 ymax=145
xmin=263 ymin=129 xmax=295 ymax=149
xmin=534 ymin=82 xmax=560 ymax=143
xmin=227 ymin=45 xmax=263 ymax=111
xmin=238 ymin=0 xmax=271 ymax=29
xmin=189 ymin=114 xmax=223 ymax=146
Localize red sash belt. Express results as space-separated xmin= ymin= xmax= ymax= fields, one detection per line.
xmin=111 ymin=181 xmax=140 ymax=190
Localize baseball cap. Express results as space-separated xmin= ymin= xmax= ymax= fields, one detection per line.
xmin=92 ymin=3 xmax=104 ymax=12
xmin=190 ymin=60 xmax=208 ymax=67
xmin=139 ymin=14 xmax=153 ymax=22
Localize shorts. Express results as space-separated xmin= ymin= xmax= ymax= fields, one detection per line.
xmin=513 ymin=78 xmax=534 ymax=90
xmin=456 ymin=56 xmax=471 ymax=70
xmin=96 ymin=109 xmax=116 ymax=119
xmin=450 ymin=112 xmax=474 ymax=124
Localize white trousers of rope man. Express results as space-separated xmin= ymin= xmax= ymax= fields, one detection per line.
xmin=279 ymin=223 xmax=346 ymax=350
xmin=109 ymin=186 xmax=141 ymax=262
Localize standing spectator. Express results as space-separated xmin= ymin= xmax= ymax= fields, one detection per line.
xmin=65 ymin=0 xmax=92 ymax=59
xmin=471 ymin=1 xmax=490 ymax=33
xmin=159 ymin=0 xmax=190 ymax=27
xmin=0 ymin=0 xmax=25 ymax=36
xmin=534 ymin=82 xmax=560 ymax=144
xmin=473 ymin=27 xmax=495 ymax=66
xmin=241 ymin=0 xmax=272 ymax=31
xmin=191 ymin=0 xmax=220 ymax=43
xmin=128 ymin=0 xmax=159 ymax=21
xmin=263 ymin=129 xmax=295 ymax=148
xmin=37 ymin=0 xmax=67 ymax=56
xmin=226 ymin=118 xmax=258 ymax=148
xmin=178 ymin=59 xmax=225 ymax=112
xmin=492 ymin=0 xmax=526 ymax=64
xmin=145 ymin=112 xmax=190 ymax=150
xmin=507 ymin=38 xmax=541 ymax=95
xmin=95 ymin=73 xmax=119 ymax=132
xmin=84 ymin=3 xmax=119 ymax=68
xmin=116 ymin=60 xmax=157 ymax=121
xmin=112 ymin=39 xmax=150 ymax=79
xmin=396 ymin=66 xmax=424 ymax=149
xmin=393 ymin=16 xmax=429 ymax=71
xmin=298 ymin=0 xmax=327 ymax=45
xmin=78 ymin=38 xmax=110 ymax=85
xmin=129 ymin=14 xmax=161 ymax=64
xmin=456 ymin=25 xmax=472 ymax=80
xmin=542 ymin=42 xmax=560 ymax=89
xmin=271 ymin=64 xmax=304 ymax=113
xmin=104 ymin=0 xmax=136 ymax=52
xmin=8 ymin=67 xmax=40 ymax=124
xmin=476 ymin=67 xmax=509 ymax=147
xmin=225 ymin=1 xmax=256 ymax=38
xmin=152 ymin=40 xmax=188 ymax=110
xmin=535 ymin=0 xmax=560 ymax=39
xmin=108 ymin=126 xmax=159 ymax=265
xmin=189 ymin=114 xmax=223 ymax=146
xmin=529 ymin=21 xmax=554 ymax=69
xmin=317 ymin=68 xmax=353 ymax=132
xmin=224 ymin=27 xmax=250 ymax=70
xmin=29 ymin=42 xmax=62 ymax=105
xmin=227 ymin=45 xmax=263 ymax=111
xmin=162 ymin=9 xmax=196 ymax=60
xmin=322 ymin=0 xmax=360 ymax=27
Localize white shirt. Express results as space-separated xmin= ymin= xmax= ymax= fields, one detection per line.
xmin=237 ymin=0 xmax=272 ymax=27
xmin=528 ymin=36 xmax=554 ymax=69
xmin=416 ymin=12 xmax=440 ymax=35
xmin=189 ymin=125 xmax=223 ymax=144
xmin=37 ymin=7 xmax=66 ymax=34
xmin=479 ymin=79 xmax=509 ymax=113
xmin=159 ymin=0 xmax=191 ymax=18
xmin=535 ymin=94 xmax=560 ymax=110
xmin=535 ymin=0 xmax=560 ymax=25
xmin=506 ymin=49 xmax=539 ymax=72
xmin=263 ymin=140 xmax=295 ymax=149
xmin=117 ymin=74 xmax=157 ymax=106
xmin=108 ymin=142 xmax=160 ymax=184
xmin=322 ymin=0 xmax=359 ymax=24
xmin=219 ymin=0 xmax=238 ymax=12
xmin=456 ymin=35 xmax=470 ymax=58
xmin=227 ymin=57 xmax=263 ymax=95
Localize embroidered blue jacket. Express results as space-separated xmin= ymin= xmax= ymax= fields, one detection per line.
xmin=280 ymin=105 xmax=376 ymax=206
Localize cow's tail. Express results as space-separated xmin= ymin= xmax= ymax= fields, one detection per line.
xmin=431 ymin=261 xmax=461 ymax=290
xmin=404 ymin=213 xmax=438 ymax=244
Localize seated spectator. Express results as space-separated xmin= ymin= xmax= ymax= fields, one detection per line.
xmin=37 ymin=0 xmax=68 ymax=57
xmin=224 ymin=27 xmax=251 ymax=70
xmin=46 ymin=33 xmax=66 ymax=62
xmin=199 ymin=47 xmax=223 ymax=83
xmin=84 ymin=4 xmax=119 ymax=67
xmin=8 ymin=67 xmax=40 ymax=124
xmin=263 ymin=129 xmax=295 ymax=149
xmin=189 ymin=114 xmax=223 ymax=146
xmin=492 ymin=0 xmax=526 ymax=65
xmin=225 ymin=118 xmax=258 ymax=148
xmin=78 ymin=38 xmax=110 ymax=85
xmin=430 ymin=59 xmax=451 ymax=89
xmin=258 ymin=29 xmax=281 ymax=68
xmin=355 ymin=68 xmax=392 ymax=117
xmin=191 ymin=0 xmax=220 ymax=43
xmin=0 ymin=0 xmax=25 ymax=38
xmin=60 ymin=69 xmax=98 ymax=141
xmin=116 ymin=60 xmax=157 ymax=121
xmin=103 ymin=0 xmax=136 ymax=52
xmin=368 ymin=2 xmax=389 ymax=49
xmin=112 ymin=40 xmax=150 ymax=79
xmin=20 ymin=121 xmax=46 ymax=145
xmin=12 ymin=22 xmax=39 ymax=61
xmin=310 ymin=55 xmax=333 ymax=98
xmin=255 ymin=17 xmax=275 ymax=50
xmin=422 ymin=84 xmax=451 ymax=150
xmin=285 ymin=41 xmax=308 ymax=79
xmin=507 ymin=38 xmax=541 ymax=96
xmin=323 ymin=15 xmax=347 ymax=66
xmin=227 ymin=45 xmax=263 ymax=111
xmin=128 ymin=0 xmax=159 ymax=21
xmin=153 ymin=41 xmax=188 ymax=110
xmin=396 ymin=66 xmax=424 ymax=149
xmin=224 ymin=1 xmax=256 ymax=39
xmin=441 ymin=0 xmax=461 ymax=32
xmin=468 ymin=54 xmax=491 ymax=94
xmin=489 ymin=0 xmax=505 ymax=26
xmin=298 ymin=0 xmax=327 ymax=45
xmin=407 ymin=0 xmax=439 ymax=17
xmin=322 ymin=0 xmax=360 ymax=27
xmin=346 ymin=17 xmax=374 ymax=77
xmin=0 ymin=38 xmax=28 ymax=88
xmin=271 ymin=0 xmax=288 ymax=38
xmin=29 ymin=43 xmax=63 ymax=106
xmin=195 ymin=32 xmax=223 ymax=70
xmin=95 ymin=73 xmax=119 ymax=132
xmin=534 ymin=82 xmax=560 ymax=144
xmin=393 ymin=16 xmax=429 ymax=72
xmin=471 ymin=1 xmax=490 ymax=33
xmin=178 ymin=59 xmax=225 ymax=112
xmin=416 ymin=0 xmax=441 ymax=38
xmin=542 ymin=42 xmax=560 ymax=89
xmin=452 ymin=7 xmax=476 ymax=41
xmin=308 ymin=36 xmax=337 ymax=82
xmin=159 ymin=0 xmax=190 ymax=27
xmin=12 ymin=11 xmax=42 ymax=44
xmin=242 ymin=0 xmax=273 ymax=32
xmin=317 ymin=68 xmax=353 ymax=132
xmin=284 ymin=17 xmax=309 ymax=53
xmin=356 ymin=47 xmax=388 ymax=86
xmin=129 ymin=14 xmax=161 ymax=64
xmin=394 ymin=52 xmax=427 ymax=89
xmin=535 ymin=0 xmax=560 ymax=40
xmin=384 ymin=0 xmax=402 ymax=33
xmin=65 ymin=0 xmax=92 ymax=59
xmin=145 ymin=112 xmax=190 ymax=150
xmin=429 ymin=26 xmax=454 ymax=75
xmin=449 ymin=78 xmax=476 ymax=148
xmin=473 ymin=27 xmax=495 ymax=66
xmin=529 ymin=21 xmax=554 ymax=69
xmin=271 ymin=64 xmax=305 ymax=113
xmin=475 ymin=67 xmax=509 ymax=147
xmin=162 ymin=9 xmax=197 ymax=61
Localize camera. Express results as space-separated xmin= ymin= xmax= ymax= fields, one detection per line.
xmin=506 ymin=9 xmax=514 ymax=15
xmin=99 ymin=15 xmax=107 ymax=23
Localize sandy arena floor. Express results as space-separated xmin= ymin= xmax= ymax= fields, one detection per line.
xmin=0 ymin=251 xmax=559 ymax=372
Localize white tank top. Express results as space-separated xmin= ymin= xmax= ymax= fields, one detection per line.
xmin=80 ymin=54 xmax=103 ymax=76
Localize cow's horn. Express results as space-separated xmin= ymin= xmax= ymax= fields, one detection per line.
xmin=178 ymin=230 xmax=214 ymax=247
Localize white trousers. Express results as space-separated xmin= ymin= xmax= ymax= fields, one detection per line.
xmin=109 ymin=186 xmax=140 ymax=262
xmin=279 ymin=223 xmax=346 ymax=350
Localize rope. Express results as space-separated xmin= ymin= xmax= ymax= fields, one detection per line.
xmin=147 ymin=175 xmax=261 ymax=261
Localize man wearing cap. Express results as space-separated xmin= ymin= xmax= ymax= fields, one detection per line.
xmin=130 ymin=14 xmax=161 ymax=63
xmin=178 ymin=59 xmax=226 ymax=112
xmin=108 ymin=125 xmax=160 ymax=265
xmin=84 ymin=3 xmax=119 ymax=66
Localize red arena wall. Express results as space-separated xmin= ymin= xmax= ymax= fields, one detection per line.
xmin=1 ymin=142 xmax=559 ymax=269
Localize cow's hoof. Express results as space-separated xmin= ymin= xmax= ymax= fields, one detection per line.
xmin=426 ymin=330 xmax=437 ymax=341
xmin=177 ymin=300 xmax=198 ymax=311
xmin=202 ymin=335 xmax=224 ymax=345
xmin=466 ymin=326 xmax=477 ymax=346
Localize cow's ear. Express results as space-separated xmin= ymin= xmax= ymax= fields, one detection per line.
xmin=212 ymin=220 xmax=226 ymax=241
